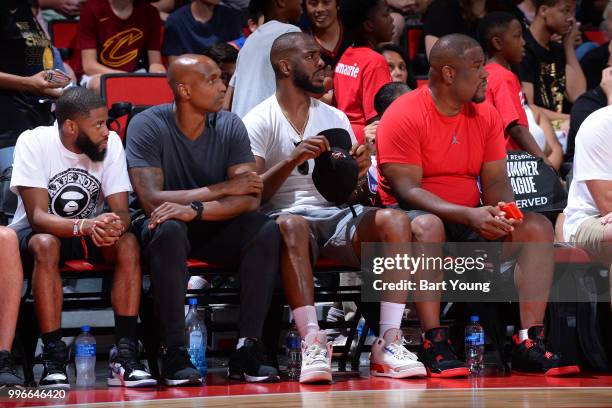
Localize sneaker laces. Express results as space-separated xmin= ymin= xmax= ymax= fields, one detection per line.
xmin=43 ymin=344 xmax=68 ymax=374
xmin=116 ymin=340 xmax=147 ymax=373
xmin=303 ymin=342 xmax=329 ymax=366
xmin=387 ymin=338 xmax=418 ymax=361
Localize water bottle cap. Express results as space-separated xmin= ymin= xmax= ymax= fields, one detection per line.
xmin=188 ymin=298 xmax=198 ymax=306
xmin=81 ymin=325 xmax=90 ymax=332
xmin=470 ymin=315 xmax=479 ymax=323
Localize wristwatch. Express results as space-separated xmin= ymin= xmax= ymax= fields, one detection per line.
xmin=190 ymin=201 xmax=204 ymax=221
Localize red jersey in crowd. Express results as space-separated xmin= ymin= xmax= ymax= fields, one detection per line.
xmin=485 ymin=62 xmax=529 ymax=150
xmin=76 ymin=0 xmax=161 ymax=75
xmin=376 ymin=86 xmax=507 ymax=208
xmin=333 ymin=46 xmax=390 ymax=143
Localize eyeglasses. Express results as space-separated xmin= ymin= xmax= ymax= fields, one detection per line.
xmin=293 ymin=141 xmax=309 ymax=175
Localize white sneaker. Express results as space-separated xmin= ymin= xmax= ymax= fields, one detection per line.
xmin=299 ymin=331 xmax=332 ymax=384
xmin=370 ymin=328 xmax=426 ymax=378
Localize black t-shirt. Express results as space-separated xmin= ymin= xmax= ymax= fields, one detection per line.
xmin=307 ymin=24 xmax=353 ymax=70
xmin=580 ymin=43 xmax=609 ymax=91
xmin=0 ymin=1 xmax=55 ymax=148
xmin=566 ymin=86 xmax=607 ymax=161
xmin=423 ymin=0 xmax=479 ymax=40
xmin=126 ymin=104 xmax=255 ymax=191
xmin=519 ymin=29 xmax=567 ymax=113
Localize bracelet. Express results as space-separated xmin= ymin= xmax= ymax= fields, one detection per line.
xmin=72 ymin=219 xmax=80 ymax=236
xmin=78 ymin=219 xmax=86 ymax=236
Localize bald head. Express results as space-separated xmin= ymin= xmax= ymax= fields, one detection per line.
xmin=429 ymin=34 xmax=483 ymax=73
xmin=270 ymin=32 xmax=314 ymax=79
xmin=167 ymin=54 xmax=218 ymax=96
xmin=166 ymin=54 xmax=227 ymax=113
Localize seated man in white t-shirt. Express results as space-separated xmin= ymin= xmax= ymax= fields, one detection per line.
xmin=243 ymin=32 xmax=425 ymax=384
xmin=9 ymin=87 xmax=155 ymax=390
xmin=563 ymin=104 xmax=612 ymax=289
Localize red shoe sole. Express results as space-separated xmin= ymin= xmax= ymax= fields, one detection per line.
xmin=512 ymin=365 xmax=581 ymax=377
xmin=427 ymin=367 xmax=471 ymax=378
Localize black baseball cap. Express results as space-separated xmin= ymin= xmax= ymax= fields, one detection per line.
xmin=312 ymin=128 xmax=359 ymax=205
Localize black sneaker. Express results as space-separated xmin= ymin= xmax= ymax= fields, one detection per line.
xmin=108 ymin=338 xmax=157 ymax=388
xmin=161 ymin=346 xmax=202 ymax=386
xmin=0 ymin=350 xmax=24 ymax=387
xmin=418 ymin=327 xmax=470 ymax=378
xmin=39 ymin=340 xmax=70 ymax=389
xmin=511 ymin=325 xmax=580 ymax=376
xmin=228 ymin=338 xmax=279 ymax=383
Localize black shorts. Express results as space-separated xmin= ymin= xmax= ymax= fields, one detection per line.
xmin=16 ymin=227 xmax=104 ymax=272
xmin=406 ymin=209 xmax=486 ymax=242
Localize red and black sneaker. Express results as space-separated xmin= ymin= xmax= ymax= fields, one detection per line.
xmin=418 ymin=327 xmax=471 ymax=378
xmin=511 ymin=325 xmax=580 ymax=376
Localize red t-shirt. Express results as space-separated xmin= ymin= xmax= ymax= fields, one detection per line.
xmin=485 ymin=62 xmax=529 ymax=150
xmin=376 ymin=86 xmax=507 ymax=208
xmin=333 ymin=46 xmax=391 ymax=143
xmin=76 ymin=0 xmax=161 ymax=75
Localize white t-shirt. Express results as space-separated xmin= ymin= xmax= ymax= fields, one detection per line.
xmin=9 ymin=124 xmax=132 ymax=232
xmin=563 ymin=105 xmax=612 ymax=241
xmin=230 ymin=20 xmax=301 ymax=118
xmin=244 ymin=95 xmax=357 ymax=214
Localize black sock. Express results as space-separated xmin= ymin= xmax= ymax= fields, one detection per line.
xmin=41 ymin=329 xmax=62 ymax=346
xmin=115 ymin=315 xmax=138 ymax=343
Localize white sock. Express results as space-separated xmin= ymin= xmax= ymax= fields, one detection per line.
xmin=379 ymin=301 xmax=406 ymax=337
xmin=236 ymin=337 xmax=248 ymax=349
xmin=293 ymin=305 xmax=319 ymax=339
xmin=518 ymin=329 xmax=529 ymax=342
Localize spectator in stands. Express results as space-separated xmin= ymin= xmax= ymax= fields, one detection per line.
xmin=244 ymin=32 xmax=426 ymax=383
xmin=0 ymin=228 xmax=26 ymax=387
xmin=150 ymin=0 xmax=189 ymax=20
xmin=228 ymin=0 xmax=302 ymax=117
xmin=576 ymin=0 xmax=607 ymax=31
xmin=39 ymin=0 xmax=85 ymax=17
xmin=0 ymin=1 xmax=70 ymax=154
xmin=385 ymin=1 xmax=409 ymax=45
xmin=423 ymin=0 xmax=510 ymax=57
xmin=333 ymin=0 xmax=393 ymax=143
xmin=519 ymin=0 xmax=585 ymax=121
xmin=229 ymin=7 xmax=265 ymax=49
xmin=563 ymin=103 xmax=612 ymax=298
xmin=77 ymin=0 xmax=166 ymax=94
xmin=478 ymin=12 xmax=554 ymax=162
xmin=566 ymin=66 xmax=612 ymax=161
xmin=580 ymin=4 xmax=612 ymax=91
xmin=365 ymin=81 xmax=411 ymax=151
xmin=514 ymin=0 xmax=537 ymax=28
xmin=377 ymin=34 xmax=580 ymax=377
xmin=303 ymin=0 xmax=351 ymax=69
xmin=378 ymin=43 xmax=417 ymax=89
xmin=126 ymin=55 xmax=281 ymax=385
xmin=162 ymin=0 xmax=246 ymax=64
xmin=9 ymin=87 xmax=156 ymax=389
xmin=205 ymin=42 xmax=238 ymax=87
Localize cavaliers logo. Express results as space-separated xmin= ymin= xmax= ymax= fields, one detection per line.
xmin=100 ymin=28 xmax=144 ymax=68
xmin=47 ymin=169 xmax=101 ymax=218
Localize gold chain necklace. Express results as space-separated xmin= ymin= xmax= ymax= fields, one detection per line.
xmin=281 ymin=103 xmax=311 ymax=140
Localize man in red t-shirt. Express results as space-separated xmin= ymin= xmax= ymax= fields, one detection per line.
xmin=477 ymin=12 xmax=552 ymax=163
xmin=332 ymin=0 xmax=393 ymax=143
xmin=377 ymin=34 xmax=579 ymax=377
xmin=77 ymin=0 xmax=166 ymax=93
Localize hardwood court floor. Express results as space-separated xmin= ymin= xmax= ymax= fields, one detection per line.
xmin=5 ymin=372 xmax=612 ymax=408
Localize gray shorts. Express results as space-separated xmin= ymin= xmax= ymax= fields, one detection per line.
xmin=271 ymin=205 xmax=377 ymax=268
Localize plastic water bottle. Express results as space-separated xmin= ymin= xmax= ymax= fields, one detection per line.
xmin=286 ymin=323 xmax=301 ymax=380
xmin=465 ymin=315 xmax=485 ymax=374
xmin=75 ymin=326 xmax=96 ymax=387
xmin=185 ymin=298 xmax=207 ymax=378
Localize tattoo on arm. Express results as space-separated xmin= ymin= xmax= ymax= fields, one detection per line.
xmin=129 ymin=167 xmax=164 ymax=216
